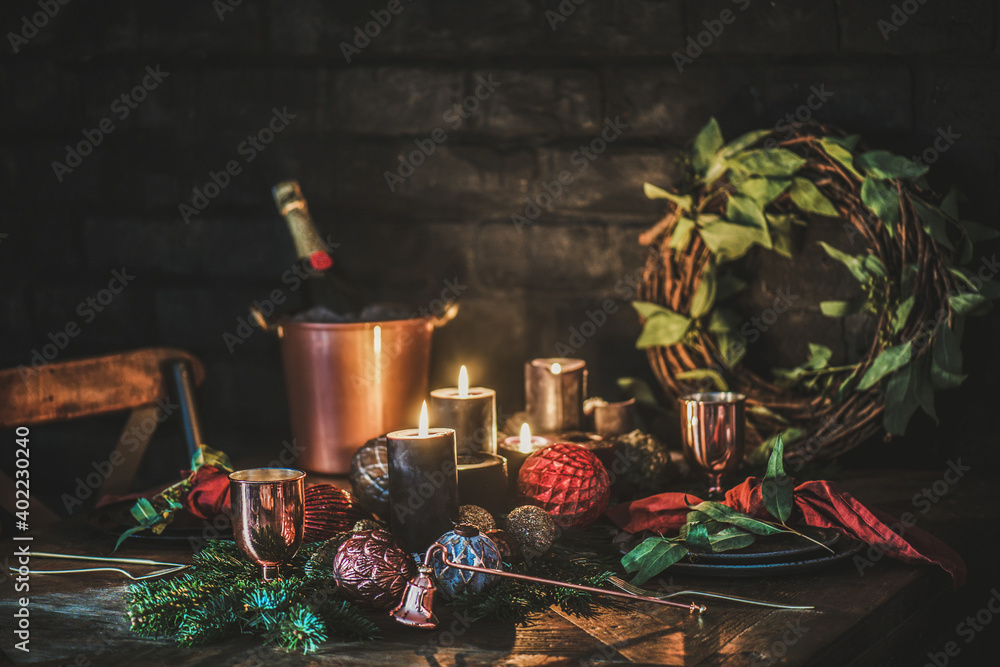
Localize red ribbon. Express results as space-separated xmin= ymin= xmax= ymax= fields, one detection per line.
xmin=605 ymin=477 xmax=965 ymax=586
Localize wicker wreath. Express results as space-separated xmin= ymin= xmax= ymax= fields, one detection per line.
xmin=635 ymin=119 xmax=997 ymax=465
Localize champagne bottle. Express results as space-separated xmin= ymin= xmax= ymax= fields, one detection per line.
xmin=272 ymin=180 xmax=360 ymax=317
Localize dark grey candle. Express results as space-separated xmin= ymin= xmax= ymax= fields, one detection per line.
xmin=457 ymin=452 xmax=508 ymax=515
xmin=429 ymin=386 xmax=497 ymax=456
xmin=525 ymin=358 xmax=587 ymax=434
xmin=386 ymin=426 xmax=459 ymax=554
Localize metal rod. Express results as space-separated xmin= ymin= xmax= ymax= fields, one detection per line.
xmin=170 ymin=360 xmax=204 ymax=460
xmin=425 ymin=544 xmax=705 ymax=614
xmin=29 ymin=552 xmax=187 ymax=567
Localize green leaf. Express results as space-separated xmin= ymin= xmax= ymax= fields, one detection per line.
xmin=746 ymin=404 xmax=791 ymax=425
xmin=735 ymin=177 xmax=791 ymax=206
xmin=821 ymin=299 xmax=865 ymax=317
xmin=960 ymin=220 xmax=1000 ymax=243
xmin=720 ymin=129 xmax=772 ymax=159
xmin=910 ymin=197 xmax=956 ymax=251
xmin=670 ymin=217 xmax=697 ymax=251
xmin=893 ymin=295 xmax=915 ymax=334
xmin=644 ymin=183 xmax=693 ymax=212
xmin=883 ymin=363 xmax=920 ymax=436
xmin=818 ymin=138 xmax=863 ymax=180
xmin=698 ymin=218 xmax=765 ymax=263
xmin=914 ymin=354 xmax=938 ymax=424
xmin=762 ymin=434 xmax=794 ymax=523
xmin=682 ymin=523 xmax=712 ymax=550
xmin=818 ymin=242 xmax=869 ymax=283
xmin=728 ymin=149 xmax=806 ymax=177
xmin=805 ymin=343 xmax=833 ymax=370
xmin=692 ymin=118 xmax=724 ymax=175
xmin=900 ymin=264 xmax=919 ymax=299
xmin=690 ymin=265 xmax=717 ymax=318
xmin=633 ymin=302 xmax=692 ymax=348
xmin=949 ymin=292 xmax=991 ymax=316
xmin=930 ymin=320 xmax=966 ymax=389
xmin=856 ymin=150 xmax=928 ymax=180
xmin=857 ymin=342 xmax=912 ymax=391
xmin=861 ymin=178 xmax=900 ymax=235
xmin=862 ymin=254 xmax=888 ymax=278
xmin=715 ymin=332 xmax=747 ymax=368
xmin=749 ymin=428 xmax=804 ymax=467
xmin=192 ymin=444 xmax=233 ymax=472
xmin=766 ymin=213 xmax=795 ymax=259
xmin=686 ymin=501 xmax=784 ymax=536
xmin=622 ymin=537 xmax=689 ymax=586
xmin=789 ymin=178 xmax=838 ymax=217
xmin=708 ymin=307 xmax=742 ymax=333
xmin=707 ymin=526 xmax=756 ymax=552
xmin=676 ymin=368 xmax=729 ymax=391
xmin=726 ymin=195 xmax=772 ymax=249
xmin=617 ymin=377 xmax=666 ymax=412
xmin=715 ymin=274 xmax=748 ymax=301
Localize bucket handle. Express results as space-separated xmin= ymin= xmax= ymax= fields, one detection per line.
xmin=250 ymin=300 xmax=459 ymax=335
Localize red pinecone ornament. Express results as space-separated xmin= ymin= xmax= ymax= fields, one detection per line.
xmin=517 ymin=443 xmax=610 ymax=528
xmin=303 ymin=484 xmax=377 ymax=543
xmin=332 ymin=530 xmax=415 ymax=610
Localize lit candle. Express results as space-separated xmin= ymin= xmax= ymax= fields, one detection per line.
xmin=524 ymin=358 xmax=587 ymax=434
xmin=386 ymin=401 xmax=459 ymax=554
xmin=429 ymin=365 xmax=497 ymax=456
xmin=499 ymin=423 xmax=551 ymax=492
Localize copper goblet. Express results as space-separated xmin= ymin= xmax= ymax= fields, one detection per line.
xmin=679 ymin=392 xmax=746 ymax=497
xmin=229 ymin=468 xmax=306 ymax=580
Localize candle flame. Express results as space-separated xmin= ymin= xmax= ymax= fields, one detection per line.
xmin=373 ymin=325 xmax=382 ymax=355
xmin=458 ymin=365 xmax=469 ymax=398
xmin=419 ymin=401 xmax=429 ymax=438
xmin=551 ymin=362 xmax=562 ymax=374
xmin=519 ymin=423 xmax=531 ymax=450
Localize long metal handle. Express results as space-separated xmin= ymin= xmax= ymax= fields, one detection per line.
xmin=170 ymin=360 xmax=204 ymax=459
xmin=426 ymin=544 xmax=705 ymax=614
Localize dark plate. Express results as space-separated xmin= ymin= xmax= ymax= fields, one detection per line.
xmin=682 ymin=527 xmax=842 ymax=565
xmin=667 ymin=536 xmax=865 ymax=577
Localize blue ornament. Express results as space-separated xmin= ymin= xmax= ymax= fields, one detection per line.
xmin=431 ymin=524 xmax=502 ymax=599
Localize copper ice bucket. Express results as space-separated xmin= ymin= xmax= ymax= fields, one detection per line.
xmin=278 ymin=317 xmax=435 ymax=474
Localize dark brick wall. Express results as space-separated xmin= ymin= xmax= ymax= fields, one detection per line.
xmin=1 ymin=0 xmax=998 ymax=476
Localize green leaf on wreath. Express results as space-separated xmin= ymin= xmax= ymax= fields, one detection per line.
xmin=949 ymin=267 xmax=1000 ymax=299
xmin=818 ymin=242 xmax=869 ymax=283
xmin=860 ymin=178 xmax=900 ymax=235
xmin=857 ymin=341 xmax=912 ymax=391
xmin=644 ymin=182 xmax=693 ymax=212
xmin=789 ymin=178 xmax=839 ymax=217
xmin=690 ymin=264 xmax=717 ymax=318
xmin=698 ymin=218 xmax=765 ymax=263
xmin=726 ymin=195 xmax=772 ymax=249
xmin=692 ymin=118 xmax=724 ymax=175
xmin=949 ymin=292 xmax=992 ymax=316
xmin=676 ymin=368 xmax=729 ymax=391
xmin=818 ymin=138 xmax=863 ymax=180
xmin=715 ymin=273 xmax=748 ymax=301
xmin=762 ymin=435 xmax=793 ymax=523
xmin=622 ymin=537 xmax=689 ymax=586
xmin=893 ymin=295 xmax=916 ymax=334
xmin=633 ymin=301 xmax=692 ymax=348
xmin=670 ymin=217 xmax=697 ymax=251
xmin=910 ymin=197 xmax=956 ymax=251
xmin=720 ymin=129 xmax=772 ymax=159
xmin=728 ymin=149 xmax=806 ymax=178
xmin=856 ymin=150 xmax=928 ymax=181
xmin=735 ymin=176 xmax=791 ymax=206
xmin=862 ymin=254 xmax=888 ymax=278
xmin=821 ymin=299 xmax=866 ymax=317
xmin=716 ymin=332 xmax=747 ymax=368
xmin=805 ymin=343 xmax=833 ymax=369
xmin=767 ymin=213 xmax=802 ymax=259
xmin=931 ymin=320 xmax=967 ymax=389
xmin=900 ymin=263 xmax=919 ymax=299
xmin=883 ymin=363 xmax=920 ymax=436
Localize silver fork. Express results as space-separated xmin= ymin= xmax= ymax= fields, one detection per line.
xmin=607 ymin=575 xmax=814 ymax=610
xmin=10 ymin=552 xmax=189 ymax=581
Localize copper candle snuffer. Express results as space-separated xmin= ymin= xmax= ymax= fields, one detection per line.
xmin=390 ymin=542 xmax=706 ymax=629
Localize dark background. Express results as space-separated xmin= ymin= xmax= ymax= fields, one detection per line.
xmin=0 ymin=1 xmax=998 ymax=662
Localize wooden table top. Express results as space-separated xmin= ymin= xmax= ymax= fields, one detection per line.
xmin=1 ymin=469 xmax=987 ymax=666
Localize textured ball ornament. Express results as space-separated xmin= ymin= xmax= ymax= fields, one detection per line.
xmin=351 ymin=519 xmax=382 ymax=533
xmin=430 ymin=524 xmax=502 ymax=600
xmin=332 ymin=530 xmax=415 ymax=610
xmin=303 ymin=484 xmax=377 ymax=543
xmin=505 ymin=505 xmax=557 ymax=556
xmin=517 ymin=443 xmax=611 ymax=528
xmin=459 ymin=505 xmax=496 ymax=533
xmin=485 ymin=529 xmax=522 ymax=564
xmin=349 ymin=437 xmax=390 ymax=516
